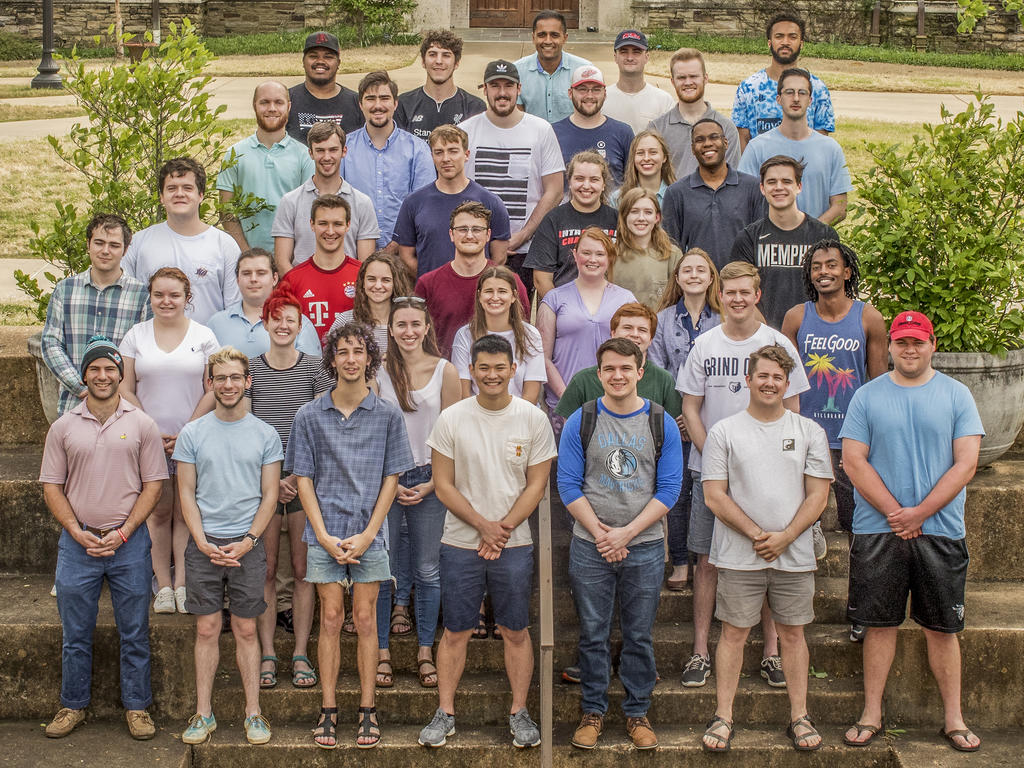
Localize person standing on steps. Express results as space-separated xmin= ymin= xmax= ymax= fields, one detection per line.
xmin=41 ymin=336 xmax=166 ymax=741
xmin=285 ymin=31 xmax=364 ymax=144
xmin=781 ymin=240 xmax=888 ymax=644
xmin=840 ymin=310 xmax=984 ymax=753
xmin=699 ymin=344 xmax=832 ymax=753
xmin=514 ymin=10 xmax=591 ymax=124
xmin=176 ymin=347 xmax=284 ymax=746
xmin=602 ymin=30 xmax=676 ymax=134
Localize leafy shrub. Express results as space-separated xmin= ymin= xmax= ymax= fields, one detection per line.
xmin=846 ymin=94 xmax=1024 ymax=354
xmin=326 ymin=0 xmax=417 ymax=47
xmin=0 ymin=30 xmax=41 ymax=61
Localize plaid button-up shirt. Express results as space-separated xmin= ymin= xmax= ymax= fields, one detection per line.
xmin=41 ymin=269 xmax=150 ymax=415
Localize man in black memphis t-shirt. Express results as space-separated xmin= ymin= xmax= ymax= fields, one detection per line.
xmin=286 ymin=32 xmax=364 ymax=145
xmin=731 ymin=154 xmax=836 ymax=329
xmin=395 ymin=30 xmax=486 ymax=140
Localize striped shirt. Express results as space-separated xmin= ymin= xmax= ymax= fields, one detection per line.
xmin=247 ymin=353 xmax=333 ymax=450
xmin=41 ymin=269 xmax=151 ymax=415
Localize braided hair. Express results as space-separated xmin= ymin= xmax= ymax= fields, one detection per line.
xmin=801 ymin=239 xmax=861 ymax=301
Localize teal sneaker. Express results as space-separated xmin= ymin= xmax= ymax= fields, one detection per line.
xmin=182 ymin=712 xmax=216 ymax=744
xmin=244 ymin=713 xmax=272 ymax=745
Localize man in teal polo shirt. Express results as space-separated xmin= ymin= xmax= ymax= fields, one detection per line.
xmin=218 ymin=81 xmax=314 ymax=252
xmin=514 ymin=11 xmax=591 ymax=124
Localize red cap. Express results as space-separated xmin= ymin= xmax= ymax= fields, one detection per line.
xmin=889 ymin=311 xmax=934 ymax=341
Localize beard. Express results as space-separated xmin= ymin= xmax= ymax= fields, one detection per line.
xmin=771 ymin=42 xmax=802 ymax=65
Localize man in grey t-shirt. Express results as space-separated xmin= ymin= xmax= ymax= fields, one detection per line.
xmin=699 ymin=344 xmax=832 ymax=753
xmin=557 ymin=337 xmax=683 ymax=751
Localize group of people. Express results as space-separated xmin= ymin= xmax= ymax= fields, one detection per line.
xmin=37 ymin=8 xmax=983 ymax=757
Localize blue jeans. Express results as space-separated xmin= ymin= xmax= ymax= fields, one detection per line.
xmin=55 ymin=525 xmax=153 ymax=710
xmin=666 ymin=443 xmax=692 ymax=566
xmin=569 ymin=535 xmax=663 ymax=717
xmin=376 ymin=464 xmax=447 ymax=648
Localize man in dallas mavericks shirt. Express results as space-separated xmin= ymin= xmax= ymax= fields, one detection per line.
xmin=781 ymin=239 xmax=887 ymax=642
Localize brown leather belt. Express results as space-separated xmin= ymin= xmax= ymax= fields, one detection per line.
xmin=84 ymin=525 xmax=118 ymax=537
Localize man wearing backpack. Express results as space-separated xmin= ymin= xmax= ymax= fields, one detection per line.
xmin=557 ymin=337 xmax=683 ymax=750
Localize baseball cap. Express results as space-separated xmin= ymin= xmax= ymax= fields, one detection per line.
xmin=482 ymin=60 xmax=520 ymax=84
xmin=571 ymin=65 xmax=605 ymax=88
xmin=304 ymin=31 xmax=340 ymax=54
xmin=614 ymin=30 xmax=649 ymax=51
xmin=889 ymin=311 xmax=934 ymax=341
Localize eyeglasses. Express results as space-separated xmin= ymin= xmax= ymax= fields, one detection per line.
xmin=781 ymin=88 xmax=810 ymax=98
xmin=392 ymin=296 xmax=426 ymax=305
xmin=692 ymin=133 xmax=724 ymax=145
xmin=451 ymin=226 xmax=489 ymax=235
xmin=572 ymin=86 xmax=605 ymax=95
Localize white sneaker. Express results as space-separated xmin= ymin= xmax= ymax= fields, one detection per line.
xmin=812 ymin=522 xmax=828 ymax=561
xmin=175 ymin=586 xmax=188 ymax=614
xmin=153 ymin=587 xmax=175 ymax=614
xmin=50 ymin=583 xmax=57 ymax=598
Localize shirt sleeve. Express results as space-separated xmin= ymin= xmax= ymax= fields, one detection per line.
xmin=393 ymin=197 xmax=417 ymax=247
xmin=538 ymin=122 xmax=567 ymax=175
xmin=295 ymin=317 xmax=323 ymax=357
xmin=220 ymin=237 xmax=243 ymax=308
xmin=527 ymin=407 xmax=559 ymax=465
xmin=830 ymin=142 xmax=854 ymax=195
xmin=450 ymin=326 xmax=472 ymax=380
xmin=737 ymin=142 xmax=760 ymax=176
xmin=285 ymin=406 xmax=315 ymax=476
xmin=270 ymin=191 xmax=296 ymax=239
xmin=803 ymin=421 xmax=835 ymax=480
xmin=778 ymin=334 xmax=811 ymax=396
xmin=700 ymin=422 xmax=729 ymax=481
xmin=171 ymin=422 xmax=197 ymax=464
xmin=394 ymin=97 xmax=410 ymax=132
xmin=39 ymin=281 xmax=85 ymax=398
xmin=677 ymin=340 xmax=706 ymax=396
xmin=723 ymin=119 xmax=741 ymax=169
xmin=731 ymin=82 xmax=752 ymax=131
xmin=425 ymin=408 xmax=454 ymax=459
xmin=838 ymin=388 xmax=870 ymax=445
xmin=411 ymin=140 xmax=437 ymax=193
xmin=262 ymin=425 xmax=285 ymax=465
xmin=215 ymin=148 xmax=239 ymax=192
xmin=647 ymin=310 xmax=670 ymax=370
xmin=119 ymin=325 xmax=140 ymax=359
xmin=520 ymin=326 xmax=547 ymax=382
xmin=952 ymin=384 xmax=986 ymax=439
xmin=488 ymin=195 xmax=512 ymax=242
xmin=355 ymin=199 xmax=382 ymax=242
xmin=661 ymin=184 xmax=683 ymax=246
xmin=658 ymin=369 xmax=683 ymax=418
xmin=122 ymin=238 xmax=139 ymax=279
xmin=811 ymin=78 xmax=836 ymax=133
xmin=653 ymin=409 xmax=683 ymax=508
xmin=523 ymin=211 xmax=559 ymax=271
xmin=731 ymin=227 xmax=755 ymax=265
xmin=554 ymin=371 xmax=586 ymax=418
xmin=38 ymin=421 xmax=69 ymax=484
xmin=139 ymin=417 xmax=171 ymax=481
xmin=555 ymin=407 xmax=586 ymax=505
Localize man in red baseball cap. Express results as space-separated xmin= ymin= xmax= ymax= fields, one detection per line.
xmin=838 ymin=309 xmax=985 ymax=753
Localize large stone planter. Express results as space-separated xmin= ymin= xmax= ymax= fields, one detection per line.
xmin=26 ymin=331 xmax=61 ymax=425
xmin=933 ymin=347 xmax=1024 ymax=468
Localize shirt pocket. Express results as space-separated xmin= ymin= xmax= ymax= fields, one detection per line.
xmin=505 ymin=438 xmax=531 ymax=467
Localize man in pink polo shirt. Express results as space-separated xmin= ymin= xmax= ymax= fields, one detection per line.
xmin=39 ymin=336 xmax=168 ymax=740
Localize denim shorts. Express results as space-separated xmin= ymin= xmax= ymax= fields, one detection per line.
xmin=305 ymin=541 xmax=392 ymax=586
xmin=440 ymin=543 xmax=533 ymax=632
xmin=184 ymin=534 xmax=266 ymax=618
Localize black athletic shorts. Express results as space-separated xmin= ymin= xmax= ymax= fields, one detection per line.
xmin=847 ymin=533 xmax=968 ymax=633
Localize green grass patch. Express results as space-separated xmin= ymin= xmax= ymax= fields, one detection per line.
xmin=647 ymin=30 xmax=1024 ymax=72
xmin=0 ymin=302 xmax=37 ymax=325
xmin=0 ymin=104 xmax=85 ymax=122
xmin=0 ymin=85 xmax=69 ymax=99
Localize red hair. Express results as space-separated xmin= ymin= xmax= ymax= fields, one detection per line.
xmin=261 ymin=287 xmax=303 ymax=325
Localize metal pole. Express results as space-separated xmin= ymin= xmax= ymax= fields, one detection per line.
xmin=152 ymin=0 xmax=161 ymax=45
xmin=869 ymin=2 xmax=882 ymax=45
xmin=917 ymin=0 xmax=926 ymax=36
xmin=538 ymin=482 xmax=554 ymax=768
xmin=31 ymin=0 xmax=63 ymax=89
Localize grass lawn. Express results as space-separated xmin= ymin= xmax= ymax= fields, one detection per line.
xmin=0 ymin=104 xmax=84 ymax=122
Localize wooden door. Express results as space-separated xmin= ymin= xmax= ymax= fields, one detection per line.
xmin=469 ymin=0 xmax=579 ymax=28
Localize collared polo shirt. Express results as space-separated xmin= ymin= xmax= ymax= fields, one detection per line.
xmin=340 ymin=123 xmax=436 ymax=247
xmin=514 ymin=51 xmax=591 ymax=123
xmin=271 ymin=176 xmax=381 ymax=267
xmin=661 ymin=166 xmax=766 ymax=270
xmin=286 ymin=389 xmax=414 ymax=549
xmin=648 ymin=103 xmax=741 ymax=179
xmin=206 ymin=300 xmax=322 ymax=358
xmin=216 ymin=133 xmax=314 ymax=251
xmin=41 ymin=269 xmax=151 ymax=415
xmin=39 ymin=399 xmax=168 ymax=528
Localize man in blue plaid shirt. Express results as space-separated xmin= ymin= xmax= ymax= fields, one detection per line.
xmin=41 ymin=214 xmax=151 ymax=416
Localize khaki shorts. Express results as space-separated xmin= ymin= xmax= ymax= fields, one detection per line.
xmin=715 ymin=568 xmax=815 ymax=628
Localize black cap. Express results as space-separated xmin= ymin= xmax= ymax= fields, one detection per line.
xmin=482 ymin=59 xmax=520 ymax=85
xmin=304 ymin=31 xmax=340 ymax=54
xmin=614 ymin=30 xmax=649 ymax=51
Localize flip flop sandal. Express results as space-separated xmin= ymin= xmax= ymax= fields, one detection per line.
xmin=939 ymin=727 xmax=981 ymax=752
xmin=375 ymin=659 xmax=394 ymax=688
xmin=701 ymin=715 xmax=734 ymax=752
xmin=417 ymin=658 xmax=438 ymax=688
xmin=259 ymin=655 xmax=278 ymax=689
xmin=390 ymin=607 xmax=413 ymax=636
xmin=312 ymin=706 xmax=338 ymax=750
xmin=787 ymin=715 xmax=822 ymax=751
xmin=291 ymin=654 xmax=317 ymax=688
xmin=341 ymin=616 xmax=357 ymax=635
xmin=843 ymin=722 xmax=882 ymax=747
xmin=471 ymin=612 xmax=489 ymax=639
xmin=356 ymin=706 xmax=381 ymax=749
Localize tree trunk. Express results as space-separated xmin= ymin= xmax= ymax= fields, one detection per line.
xmin=114 ymin=0 xmax=124 ymax=58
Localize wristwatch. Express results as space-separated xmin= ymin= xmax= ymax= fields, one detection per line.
xmin=244 ymin=533 xmax=260 ymax=548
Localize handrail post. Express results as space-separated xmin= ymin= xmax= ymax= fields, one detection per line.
xmin=538 ymin=480 xmax=554 ymax=768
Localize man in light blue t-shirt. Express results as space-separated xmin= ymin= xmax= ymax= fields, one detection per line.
xmin=738 ymin=68 xmax=851 ymax=226
xmin=175 ymin=347 xmax=284 ymax=747
xmin=839 ymin=311 xmax=983 ymax=753
xmin=515 ymin=10 xmax=590 ymax=123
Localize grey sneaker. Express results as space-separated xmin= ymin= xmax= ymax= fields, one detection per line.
xmin=812 ymin=522 xmax=828 ymax=561
xmin=418 ymin=708 xmax=455 ymax=747
xmin=681 ymin=654 xmax=712 ymax=687
xmin=760 ymin=655 xmax=786 ymax=688
xmin=509 ymin=708 xmax=541 ymax=748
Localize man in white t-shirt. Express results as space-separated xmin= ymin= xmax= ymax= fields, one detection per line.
xmin=677 ymin=260 xmax=809 ymax=690
xmin=602 ymin=30 xmax=676 ymax=134
xmin=461 ymin=59 xmax=565 ymax=298
xmin=699 ymin=344 xmax=832 ymax=752
xmin=419 ymin=334 xmax=557 ymax=749
xmin=123 ymin=157 xmax=241 ymax=324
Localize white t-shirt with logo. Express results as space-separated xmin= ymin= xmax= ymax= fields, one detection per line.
xmin=603 ymin=83 xmax=677 ymax=134
xmin=677 ymin=323 xmax=809 ymax=472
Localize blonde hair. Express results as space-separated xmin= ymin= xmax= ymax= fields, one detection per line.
xmin=616 ymin=187 xmax=674 ymax=263
xmin=670 ymin=47 xmax=707 ymax=75
xmin=656 ymin=248 xmax=724 ymax=315
xmin=719 ymin=260 xmax=761 ymax=292
xmin=621 ymin=130 xmax=676 ymax=194
xmin=206 ymin=346 xmax=248 ymax=379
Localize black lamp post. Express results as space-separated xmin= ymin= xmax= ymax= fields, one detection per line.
xmin=31 ymin=0 xmax=63 ymax=89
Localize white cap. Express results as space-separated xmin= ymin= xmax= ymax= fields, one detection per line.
xmin=571 ymin=65 xmax=605 ymax=88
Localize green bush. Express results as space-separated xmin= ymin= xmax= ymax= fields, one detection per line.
xmin=0 ymin=30 xmax=41 ymax=61
xmin=846 ymin=94 xmax=1024 ymax=354
xmin=327 ymin=0 xmax=418 ymax=46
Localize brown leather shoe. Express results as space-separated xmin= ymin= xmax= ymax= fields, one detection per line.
xmin=627 ymin=715 xmax=658 ymax=750
xmin=571 ymin=712 xmax=603 ymax=749
xmin=45 ymin=708 xmax=85 ymax=738
xmin=126 ymin=709 xmax=156 ymax=740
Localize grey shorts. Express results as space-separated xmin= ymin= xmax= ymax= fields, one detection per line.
xmin=184 ymin=534 xmax=267 ymax=618
xmin=715 ymin=568 xmax=815 ymax=628
xmin=688 ymin=470 xmax=714 ymax=555
xmin=305 ymin=541 xmax=392 ymax=586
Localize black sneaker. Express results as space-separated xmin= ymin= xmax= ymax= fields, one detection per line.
xmin=681 ymin=654 xmax=712 ymax=687
xmin=760 ymin=655 xmax=786 ymax=688
xmin=276 ymin=609 xmax=294 ymax=634
xmin=849 ymin=624 xmax=866 ymax=643
xmin=561 ymin=665 xmax=581 ymax=684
